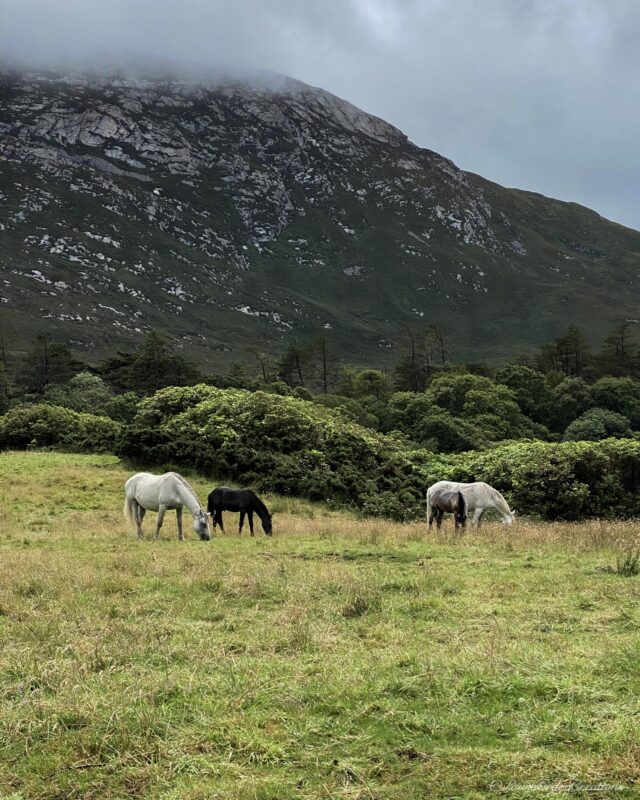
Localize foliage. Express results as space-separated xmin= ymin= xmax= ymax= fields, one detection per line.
xmin=104 ymin=391 xmax=140 ymax=424
xmin=119 ymin=384 xmax=443 ymax=520
xmin=495 ymin=364 xmax=552 ymax=422
xmin=42 ymin=371 xmax=113 ymax=414
xmin=127 ymin=332 xmax=201 ymax=395
xmin=563 ymin=408 xmax=633 ymax=442
xmin=14 ymin=334 xmax=84 ymax=397
xmin=446 ymin=438 xmax=640 ymax=520
xmin=548 ymin=377 xmax=593 ymax=431
xmin=424 ymin=373 xmax=548 ymax=445
xmin=0 ymin=404 xmax=121 ymax=453
xmin=387 ymin=392 xmax=482 ymax=452
xmin=590 ymin=377 xmax=640 ymax=428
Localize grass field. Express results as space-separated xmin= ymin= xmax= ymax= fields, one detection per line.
xmin=1 ymin=452 xmax=639 ymax=799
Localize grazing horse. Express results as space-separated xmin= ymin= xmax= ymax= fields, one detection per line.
xmin=124 ymin=472 xmax=211 ymax=541
xmin=427 ymin=487 xmax=467 ymax=530
xmin=427 ymin=480 xmax=515 ymax=528
xmin=207 ymin=487 xmax=272 ymax=536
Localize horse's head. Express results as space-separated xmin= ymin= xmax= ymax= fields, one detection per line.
xmin=193 ymin=510 xmax=211 ymax=541
xmin=262 ymin=514 xmax=273 ymax=536
xmin=504 ymin=509 xmax=516 ymax=526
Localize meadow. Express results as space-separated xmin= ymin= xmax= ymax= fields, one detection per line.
xmin=0 ymin=452 xmax=639 ymax=799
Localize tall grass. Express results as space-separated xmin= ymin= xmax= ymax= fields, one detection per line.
xmin=0 ymin=451 xmax=639 ymax=799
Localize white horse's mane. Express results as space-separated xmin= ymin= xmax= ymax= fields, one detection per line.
xmin=485 ymin=484 xmax=511 ymax=514
xmin=169 ymin=472 xmax=204 ymax=512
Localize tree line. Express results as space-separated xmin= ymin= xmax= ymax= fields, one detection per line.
xmin=3 ymin=321 xmax=640 ymax=452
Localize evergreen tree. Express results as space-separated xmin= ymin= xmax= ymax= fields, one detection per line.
xmin=0 ymin=361 xmax=8 ymax=414
xmin=598 ymin=322 xmax=639 ymax=376
xmin=393 ymin=326 xmax=432 ymax=392
xmin=536 ymin=324 xmax=590 ymax=376
xmin=100 ymin=350 xmax=137 ymax=393
xmin=127 ymin=332 xmax=201 ymax=395
xmin=15 ymin=334 xmax=84 ymax=397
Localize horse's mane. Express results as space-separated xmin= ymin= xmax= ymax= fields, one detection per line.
xmin=169 ymin=472 xmax=203 ymax=511
xmin=487 ymin=485 xmax=510 ymax=515
xmin=249 ymin=490 xmax=270 ymax=518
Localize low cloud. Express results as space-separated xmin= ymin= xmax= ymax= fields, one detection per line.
xmin=1 ymin=0 xmax=638 ymax=229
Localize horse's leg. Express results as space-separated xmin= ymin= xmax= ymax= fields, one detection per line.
xmin=248 ymin=511 xmax=254 ymax=536
xmin=135 ymin=502 xmax=145 ymax=539
xmin=428 ymin=510 xmax=436 ymax=529
xmin=436 ymin=509 xmax=444 ymax=530
xmin=216 ymin=510 xmax=224 ymax=532
xmin=472 ymin=508 xmax=483 ymax=528
xmin=155 ymin=505 xmax=167 ymax=539
xmin=239 ymin=510 xmax=245 ymax=535
xmin=176 ymin=506 xmax=184 ymax=541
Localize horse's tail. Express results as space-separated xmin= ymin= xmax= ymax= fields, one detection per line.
xmin=207 ymin=490 xmax=217 ymax=516
xmin=123 ymin=493 xmax=136 ymax=526
xmin=426 ymin=487 xmax=432 ymax=521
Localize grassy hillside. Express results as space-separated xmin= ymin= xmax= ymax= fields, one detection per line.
xmin=1 ymin=452 xmax=639 ymax=798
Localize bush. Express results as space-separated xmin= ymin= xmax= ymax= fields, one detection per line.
xmin=446 ymin=438 xmax=640 ymax=520
xmin=0 ymin=404 xmax=121 ymax=453
xmin=590 ymin=377 xmax=640 ymax=429
xmin=118 ymin=385 xmax=640 ymax=522
xmin=563 ymin=408 xmax=633 ymax=442
xmin=119 ymin=385 xmax=443 ymax=520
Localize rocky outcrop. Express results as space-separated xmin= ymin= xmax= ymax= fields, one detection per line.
xmin=0 ymin=69 xmax=638 ymax=366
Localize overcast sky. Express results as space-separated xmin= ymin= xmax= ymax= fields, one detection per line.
xmin=1 ymin=0 xmax=638 ymax=230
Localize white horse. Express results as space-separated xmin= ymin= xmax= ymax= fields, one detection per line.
xmin=427 ymin=480 xmax=515 ymax=528
xmin=124 ymin=472 xmax=211 ymax=541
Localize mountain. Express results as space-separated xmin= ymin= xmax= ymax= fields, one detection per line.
xmin=1 ymin=67 xmax=640 ymax=369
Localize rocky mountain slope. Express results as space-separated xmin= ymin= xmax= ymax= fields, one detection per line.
xmin=1 ymin=68 xmax=639 ymax=368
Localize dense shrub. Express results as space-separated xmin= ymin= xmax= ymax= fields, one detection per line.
xmin=42 ymin=371 xmax=113 ymax=414
xmin=495 ymin=365 xmax=553 ymax=423
xmin=590 ymin=377 xmax=640 ymax=428
xmin=119 ymin=385 xmax=443 ymax=520
xmin=388 ymin=377 xmax=547 ymax=450
xmin=0 ymin=404 xmax=121 ymax=453
xmin=563 ymin=408 xmax=633 ymax=442
xmin=446 ymin=439 xmax=640 ymax=520
xmin=118 ymin=385 xmax=640 ymax=521
xmin=548 ymin=378 xmax=593 ymax=431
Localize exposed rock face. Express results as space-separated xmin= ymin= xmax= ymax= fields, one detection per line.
xmin=1 ymin=69 xmax=639 ymax=365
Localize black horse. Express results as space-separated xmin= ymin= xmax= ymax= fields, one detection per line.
xmin=207 ymin=486 xmax=273 ymax=536
xmin=427 ymin=488 xmax=467 ymax=530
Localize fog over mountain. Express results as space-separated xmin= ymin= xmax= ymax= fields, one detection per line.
xmin=1 ymin=0 xmax=639 ymax=230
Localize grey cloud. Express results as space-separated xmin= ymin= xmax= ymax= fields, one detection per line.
xmin=1 ymin=0 xmax=638 ymax=229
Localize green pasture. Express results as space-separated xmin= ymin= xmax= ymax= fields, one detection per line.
xmin=0 ymin=452 xmax=639 ymax=799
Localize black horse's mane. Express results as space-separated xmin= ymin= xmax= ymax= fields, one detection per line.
xmin=248 ymin=490 xmax=270 ymax=519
